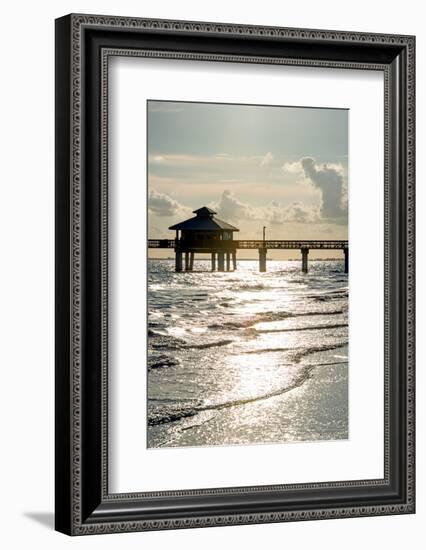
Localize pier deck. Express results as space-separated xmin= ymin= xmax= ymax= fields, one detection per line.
xmin=148 ymin=239 xmax=348 ymax=273
xmin=148 ymin=239 xmax=348 ymax=250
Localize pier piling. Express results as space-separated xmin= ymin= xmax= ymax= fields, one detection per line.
xmin=175 ymin=251 xmax=182 ymax=272
xmin=259 ymin=248 xmax=267 ymax=272
xmin=211 ymin=252 xmax=216 ymax=271
xmin=344 ymin=247 xmax=349 ymax=273
xmin=232 ymin=251 xmax=237 ymax=271
xmin=226 ymin=252 xmax=231 ymax=271
xmin=218 ymin=251 xmax=225 ymax=272
xmin=301 ymin=247 xmax=309 ymax=273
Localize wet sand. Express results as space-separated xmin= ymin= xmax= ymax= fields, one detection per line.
xmin=148 ymin=345 xmax=348 ymax=449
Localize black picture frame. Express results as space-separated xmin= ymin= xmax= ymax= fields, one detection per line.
xmin=55 ymin=13 xmax=415 ymax=535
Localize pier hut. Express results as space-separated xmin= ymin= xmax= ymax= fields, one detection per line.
xmin=150 ymin=214 xmax=348 ymax=273
xmin=169 ymin=207 xmax=239 ymax=272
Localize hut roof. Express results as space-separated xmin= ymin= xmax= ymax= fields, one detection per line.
xmin=193 ymin=206 xmax=217 ymax=217
xmin=169 ymin=206 xmax=239 ymax=232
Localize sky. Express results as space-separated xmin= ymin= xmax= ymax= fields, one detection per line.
xmin=147 ymin=100 xmax=348 ymax=259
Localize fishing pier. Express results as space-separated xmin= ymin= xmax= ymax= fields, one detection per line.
xmin=148 ymin=206 xmax=348 ymax=273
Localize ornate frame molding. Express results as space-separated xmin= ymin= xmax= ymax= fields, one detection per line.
xmin=55 ymin=14 xmax=415 ymax=535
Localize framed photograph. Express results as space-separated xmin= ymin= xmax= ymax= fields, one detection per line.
xmin=55 ymin=14 xmax=415 ymax=535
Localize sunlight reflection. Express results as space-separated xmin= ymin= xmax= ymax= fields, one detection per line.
xmin=148 ymin=260 xmax=349 ymax=448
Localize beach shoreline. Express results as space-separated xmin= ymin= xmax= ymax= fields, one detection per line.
xmin=148 ymin=344 xmax=348 ymax=449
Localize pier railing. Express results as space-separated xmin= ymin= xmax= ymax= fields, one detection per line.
xmin=148 ymin=239 xmax=175 ymax=248
xmin=236 ymin=240 xmax=347 ymax=249
xmin=148 ymin=239 xmax=348 ymax=250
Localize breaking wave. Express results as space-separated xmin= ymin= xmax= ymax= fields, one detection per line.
xmin=255 ymin=323 xmax=348 ymax=334
xmin=151 ymin=334 xmax=234 ymax=350
xmin=208 ymin=309 xmax=345 ymax=330
xmin=148 ymin=355 xmax=181 ymax=370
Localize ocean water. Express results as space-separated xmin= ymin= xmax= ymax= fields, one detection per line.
xmin=147 ymin=259 xmax=348 ymax=448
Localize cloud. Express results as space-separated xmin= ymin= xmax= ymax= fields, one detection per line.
xmin=213 ymin=190 xmax=319 ymax=225
xmin=300 ymin=157 xmax=347 ymax=221
xmin=148 ymin=189 xmax=189 ymax=217
xmin=260 ymin=151 xmax=273 ymax=167
xmin=214 ymin=190 xmax=260 ymax=221
xmin=281 ymin=160 xmax=303 ymax=174
xmin=149 ymin=152 xmax=277 ymax=170
xmin=282 ymin=157 xmax=347 ymax=222
xmin=270 ymin=202 xmax=320 ymax=224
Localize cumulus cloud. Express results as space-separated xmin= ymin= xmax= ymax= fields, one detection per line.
xmin=213 ymin=191 xmax=319 ymax=225
xmin=148 ymin=189 xmax=189 ymax=217
xmin=260 ymin=151 xmax=273 ymax=167
xmin=270 ymin=202 xmax=320 ymax=224
xmin=282 ymin=157 xmax=347 ymax=223
xmin=149 ymin=177 xmax=343 ymax=229
xmin=281 ymin=160 xmax=303 ymax=174
xmin=214 ymin=190 xmax=260 ymax=221
xmin=300 ymin=157 xmax=347 ymax=221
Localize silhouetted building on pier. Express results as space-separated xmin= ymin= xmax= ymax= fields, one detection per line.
xmin=151 ymin=206 xmax=349 ymax=273
xmin=169 ymin=207 xmax=239 ymax=272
